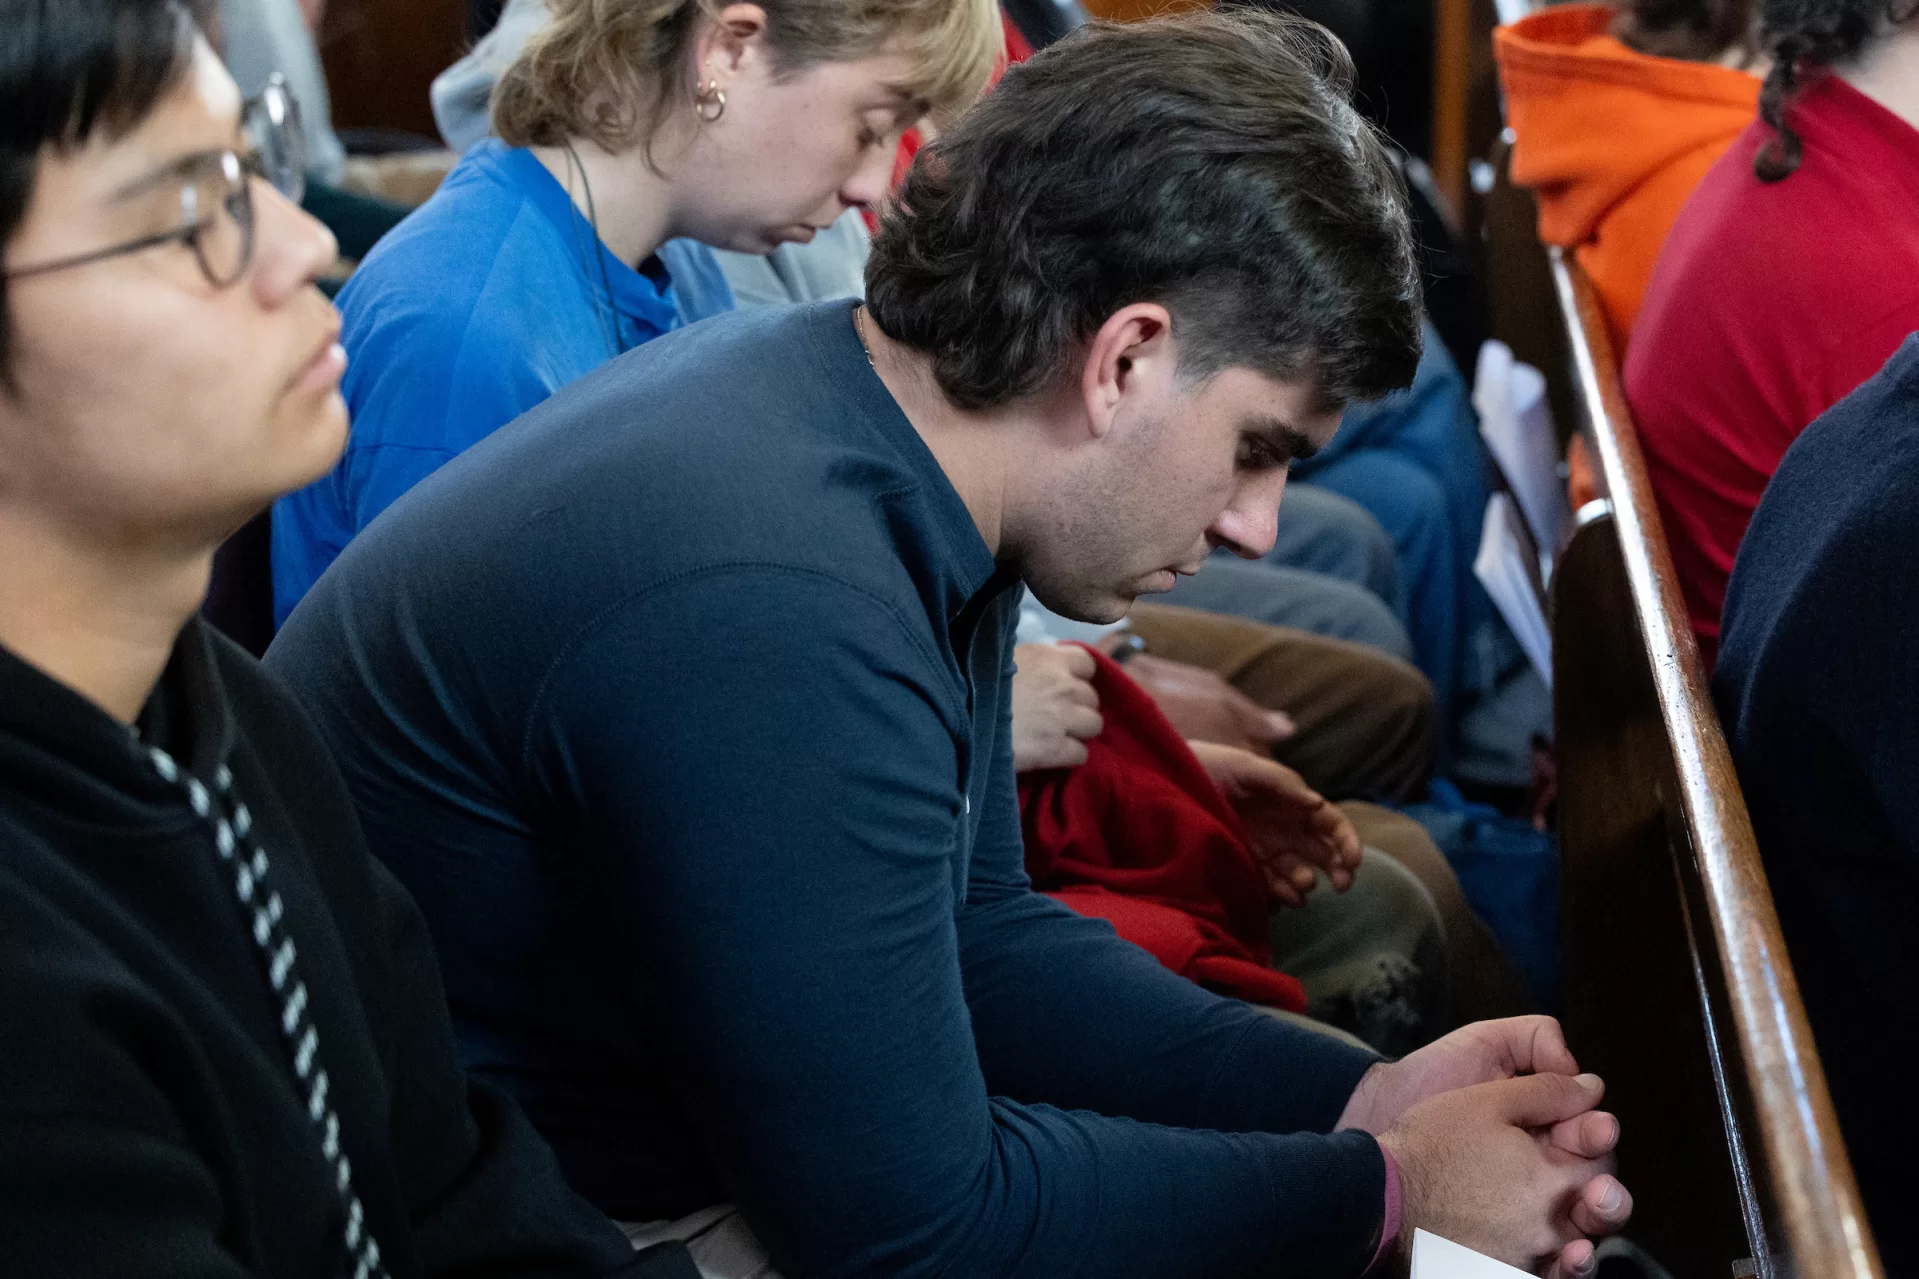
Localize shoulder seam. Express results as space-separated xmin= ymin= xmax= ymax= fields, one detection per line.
xmin=518 ymin=560 xmax=954 ymax=772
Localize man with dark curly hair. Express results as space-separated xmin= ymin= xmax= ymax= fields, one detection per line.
xmin=269 ymin=12 xmax=1632 ymax=1276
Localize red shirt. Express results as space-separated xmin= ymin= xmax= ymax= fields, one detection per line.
xmin=1624 ymin=73 xmax=1919 ymax=662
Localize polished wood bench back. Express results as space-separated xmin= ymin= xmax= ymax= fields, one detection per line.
xmin=1549 ymin=251 xmax=1882 ymax=1279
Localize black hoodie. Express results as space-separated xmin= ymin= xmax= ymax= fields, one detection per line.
xmin=0 ymin=617 xmax=695 ymax=1279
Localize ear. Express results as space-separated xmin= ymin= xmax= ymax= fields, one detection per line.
xmin=1078 ymin=303 xmax=1175 ymax=441
xmin=698 ymin=3 xmax=770 ymax=82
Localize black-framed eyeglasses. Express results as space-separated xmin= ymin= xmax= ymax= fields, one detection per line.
xmin=3 ymin=74 xmax=307 ymax=290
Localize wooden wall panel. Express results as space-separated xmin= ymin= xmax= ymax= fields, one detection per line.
xmin=318 ymin=0 xmax=467 ymax=140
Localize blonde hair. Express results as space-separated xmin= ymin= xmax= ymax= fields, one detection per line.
xmin=492 ymin=0 xmax=1000 ymax=166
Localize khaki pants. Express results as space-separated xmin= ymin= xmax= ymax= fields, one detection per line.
xmin=1127 ymin=601 xmax=1435 ymax=804
xmin=1341 ymin=801 xmax=1533 ymax=1026
xmin=1269 ymin=837 xmax=1450 ymax=1055
xmin=1265 ymin=806 xmax=1532 ymax=1052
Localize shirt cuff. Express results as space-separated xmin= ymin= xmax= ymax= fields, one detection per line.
xmin=1367 ymin=1144 xmax=1403 ymax=1273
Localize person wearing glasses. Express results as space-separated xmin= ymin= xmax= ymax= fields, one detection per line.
xmin=0 ymin=2 xmax=692 ymax=1275
xmin=267 ymin=0 xmax=1001 ymax=626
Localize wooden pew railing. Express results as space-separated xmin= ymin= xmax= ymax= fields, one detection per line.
xmin=1548 ymin=251 xmax=1883 ymax=1279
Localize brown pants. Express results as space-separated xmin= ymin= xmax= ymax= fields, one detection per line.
xmin=1127 ymin=601 xmax=1436 ymax=804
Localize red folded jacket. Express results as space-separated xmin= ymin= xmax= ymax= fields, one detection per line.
xmin=1019 ymin=645 xmax=1305 ymax=1012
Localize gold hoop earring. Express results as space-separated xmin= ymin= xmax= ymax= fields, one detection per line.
xmin=696 ymin=79 xmax=726 ymax=123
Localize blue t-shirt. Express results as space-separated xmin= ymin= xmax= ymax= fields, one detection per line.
xmin=265 ymin=301 xmax=1387 ymax=1276
xmin=271 ymin=140 xmax=734 ymax=625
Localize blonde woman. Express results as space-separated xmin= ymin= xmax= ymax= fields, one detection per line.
xmin=271 ymin=0 xmax=996 ymax=623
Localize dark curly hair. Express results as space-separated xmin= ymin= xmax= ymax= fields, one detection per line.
xmin=1755 ymin=0 xmax=1918 ymax=180
xmin=864 ymin=9 xmax=1422 ymax=414
xmin=1 ymin=0 xmax=209 ymax=385
xmin=1613 ymin=0 xmax=1759 ymax=64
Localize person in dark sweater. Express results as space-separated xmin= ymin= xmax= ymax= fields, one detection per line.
xmin=269 ymin=13 xmax=1633 ymax=1278
xmin=0 ymin=3 xmax=693 ymax=1275
xmin=1714 ymin=334 xmax=1919 ymax=1261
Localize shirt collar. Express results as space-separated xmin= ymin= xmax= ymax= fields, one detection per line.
xmin=0 ymin=616 xmax=236 ymax=812
xmin=479 ymin=139 xmax=686 ymax=333
xmin=801 ymin=300 xmax=1013 ymax=617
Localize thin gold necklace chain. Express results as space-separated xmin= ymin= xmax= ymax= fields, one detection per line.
xmin=853 ymin=306 xmax=876 ymax=369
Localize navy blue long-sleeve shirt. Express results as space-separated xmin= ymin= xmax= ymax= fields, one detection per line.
xmin=267 ymin=300 xmax=1387 ymax=1277
xmin=1714 ymin=334 xmax=1919 ymax=1260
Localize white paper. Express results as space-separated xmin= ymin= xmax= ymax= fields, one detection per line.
xmin=1474 ymin=340 xmax=1570 ymax=578
xmin=1412 ymin=1229 xmax=1537 ymax=1279
xmin=1492 ymin=0 xmax=1539 ymax=27
xmin=1475 ymin=493 xmax=1553 ymax=690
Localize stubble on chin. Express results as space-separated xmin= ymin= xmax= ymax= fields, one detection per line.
xmin=1022 ymin=572 xmax=1134 ymax=626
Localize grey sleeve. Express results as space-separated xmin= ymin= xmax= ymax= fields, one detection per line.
xmin=430 ymin=0 xmax=553 ymax=151
xmin=217 ymin=0 xmax=346 ymax=182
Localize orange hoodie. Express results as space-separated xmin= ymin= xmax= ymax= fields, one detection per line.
xmin=1494 ymin=5 xmax=1759 ymax=349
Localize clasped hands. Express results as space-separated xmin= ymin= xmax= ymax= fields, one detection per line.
xmin=1338 ymin=1016 xmax=1633 ymax=1278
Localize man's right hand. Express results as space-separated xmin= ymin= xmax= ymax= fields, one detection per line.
xmin=1378 ymin=1072 xmax=1631 ymax=1279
